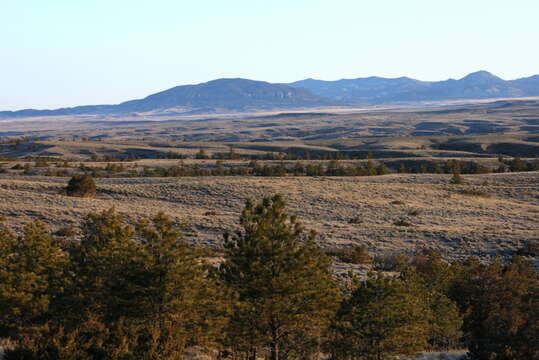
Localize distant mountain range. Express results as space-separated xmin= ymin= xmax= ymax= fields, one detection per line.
xmin=2 ymin=71 xmax=539 ymax=118
xmin=0 ymin=79 xmax=334 ymax=118
xmin=290 ymin=71 xmax=539 ymax=103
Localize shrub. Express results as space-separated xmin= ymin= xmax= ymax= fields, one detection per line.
xmin=55 ymin=225 xmax=78 ymax=237
xmin=34 ymin=159 xmax=48 ymax=167
xmin=65 ymin=174 xmax=96 ymax=198
xmin=518 ymin=239 xmax=539 ymax=256
xmin=374 ymin=252 xmax=409 ymax=271
xmin=394 ymin=218 xmax=413 ymax=227
xmin=457 ymin=189 xmax=490 ymax=197
xmin=408 ymin=209 xmax=422 ymax=216
xmin=449 ymin=172 xmax=463 ymax=185
xmin=327 ymin=244 xmax=373 ymax=264
xmin=23 ymin=163 xmax=33 ymax=175
xmin=348 ymin=215 xmax=363 ymax=224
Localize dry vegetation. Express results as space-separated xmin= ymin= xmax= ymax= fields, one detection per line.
xmin=0 ymin=172 xmax=537 ymax=269
xmin=1 ymin=99 xmax=538 ymax=270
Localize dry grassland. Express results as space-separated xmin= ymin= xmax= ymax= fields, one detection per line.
xmin=1 ymin=172 xmax=537 ymax=267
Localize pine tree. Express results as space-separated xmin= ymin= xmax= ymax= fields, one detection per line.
xmin=327 ymin=273 xmax=430 ymax=360
xmin=195 ymin=149 xmax=209 ymax=159
xmin=134 ymin=212 xmax=230 ymax=359
xmin=67 ymin=209 xmax=230 ymax=359
xmin=23 ymin=162 xmax=33 ymax=174
xmin=398 ymin=163 xmax=407 ymax=173
xmin=450 ymin=171 xmax=464 ymax=185
xmin=402 ymin=250 xmax=463 ymax=350
xmin=0 ymin=220 xmax=70 ymax=358
xmin=68 ymin=208 xmax=140 ymax=359
xmin=450 ymin=256 xmax=539 ymax=360
xmin=376 ymin=163 xmax=390 ymax=175
xmin=365 ymin=160 xmax=377 ymax=176
xmin=400 ymin=263 xmax=462 ymax=351
xmin=220 ymin=195 xmax=341 ymax=360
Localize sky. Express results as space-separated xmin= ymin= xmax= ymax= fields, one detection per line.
xmin=1 ymin=0 xmax=538 ymax=110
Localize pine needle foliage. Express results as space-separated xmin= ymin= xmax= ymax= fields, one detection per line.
xmin=0 ymin=220 xmax=70 ymax=359
xmin=134 ymin=212 xmax=231 ymax=359
xmin=327 ymin=273 xmax=430 ymax=360
xmin=450 ymin=256 xmax=539 ymax=360
xmin=220 ymin=194 xmax=341 ymax=360
xmin=67 ymin=208 xmax=230 ymax=359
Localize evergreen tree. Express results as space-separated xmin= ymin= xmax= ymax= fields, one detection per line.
xmin=23 ymin=162 xmax=33 ymax=174
xmin=365 ymin=160 xmax=377 ymax=176
xmin=398 ymin=163 xmax=407 ymax=173
xmin=68 ymin=209 xmax=230 ymax=359
xmin=134 ymin=212 xmax=230 ymax=359
xmin=327 ymin=273 xmax=430 ymax=360
xmin=508 ymin=157 xmax=527 ymax=172
xmin=450 ymin=171 xmax=464 ymax=185
xmin=376 ymin=163 xmax=390 ymax=175
xmin=195 ymin=149 xmax=209 ymax=159
xmin=0 ymin=220 xmax=71 ymax=359
xmin=400 ymin=263 xmax=462 ymax=351
xmin=69 ymin=208 xmax=140 ymax=359
xmin=220 ymin=195 xmax=340 ymax=360
xmin=450 ymin=256 xmax=539 ymax=360
xmin=404 ymin=250 xmax=463 ymax=350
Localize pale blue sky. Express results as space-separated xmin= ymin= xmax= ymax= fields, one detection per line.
xmin=1 ymin=0 xmax=538 ymax=110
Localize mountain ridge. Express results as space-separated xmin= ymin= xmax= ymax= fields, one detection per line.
xmin=2 ymin=71 xmax=539 ymax=118
xmin=0 ymin=78 xmax=335 ymax=118
xmin=290 ymin=70 xmax=539 ymax=103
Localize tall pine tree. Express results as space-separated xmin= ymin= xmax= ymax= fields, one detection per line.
xmin=220 ymin=195 xmax=340 ymax=360
xmin=0 ymin=220 xmax=70 ymax=359
xmin=134 ymin=212 xmax=230 ymax=359
xmin=451 ymin=256 xmax=539 ymax=360
xmin=327 ymin=273 xmax=430 ymax=360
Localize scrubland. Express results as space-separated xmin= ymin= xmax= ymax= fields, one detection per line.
xmin=1 ymin=172 xmax=537 ymax=268
xmin=1 ymin=100 xmax=539 ymax=359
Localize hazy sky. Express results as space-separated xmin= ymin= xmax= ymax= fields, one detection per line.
xmin=1 ymin=0 xmax=538 ymax=110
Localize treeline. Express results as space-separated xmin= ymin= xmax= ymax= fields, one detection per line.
xmin=148 ymin=158 xmax=538 ymax=177
xmin=0 ymin=195 xmax=538 ymax=360
xmin=7 ymin=157 xmax=538 ymax=179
